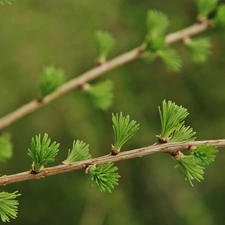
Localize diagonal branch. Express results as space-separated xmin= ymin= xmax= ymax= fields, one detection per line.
xmin=0 ymin=20 xmax=210 ymax=130
xmin=0 ymin=138 xmax=223 ymax=186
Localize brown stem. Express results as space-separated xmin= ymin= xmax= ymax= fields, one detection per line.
xmin=0 ymin=138 xmax=224 ymax=186
xmin=0 ymin=21 xmax=210 ymax=130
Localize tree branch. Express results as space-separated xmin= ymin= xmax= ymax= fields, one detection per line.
xmin=0 ymin=138 xmax=223 ymax=186
xmin=0 ymin=20 xmax=210 ymax=130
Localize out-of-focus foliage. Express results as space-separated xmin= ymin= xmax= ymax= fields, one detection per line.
xmin=94 ymin=30 xmax=116 ymax=63
xmin=84 ymin=80 xmax=114 ymax=111
xmin=145 ymin=10 xmax=169 ymax=51
xmin=195 ymin=0 xmax=218 ymax=20
xmin=213 ymin=5 xmax=225 ymax=27
xmin=0 ymin=133 xmax=13 ymax=162
xmin=40 ymin=65 xmax=65 ymax=97
xmin=157 ymin=48 xmax=182 ymax=71
xmin=185 ymin=37 xmax=212 ymax=63
xmin=1 ymin=0 xmax=225 ymax=225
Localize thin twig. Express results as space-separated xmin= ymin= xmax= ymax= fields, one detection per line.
xmin=0 ymin=138 xmax=223 ymax=186
xmin=0 ymin=20 xmax=210 ymax=130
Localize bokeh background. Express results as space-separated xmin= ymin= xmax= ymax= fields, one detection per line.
xmin=1 ymin=0 xmax=225 ymax=224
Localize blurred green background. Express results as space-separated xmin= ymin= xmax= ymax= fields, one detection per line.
xmin=1 ymin=0 xmax=225 ymax=224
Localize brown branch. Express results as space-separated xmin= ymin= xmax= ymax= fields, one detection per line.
xmin=0 ymin=20 xmax=210 ymax=130
xmin=0 ymin=138 xmax=224 ymax=186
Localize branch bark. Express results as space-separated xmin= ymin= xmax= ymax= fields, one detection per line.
xmin=0 ymin=21 xmax=210 ymax=130
xmin=0 ymin=138 xmax=223 ymax=186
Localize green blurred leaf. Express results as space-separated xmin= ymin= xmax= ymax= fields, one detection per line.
xmin=88 ymin=163 xmax=120 ymax=193
xmin=85 ymin=80 xmax=114 ymax=111
xmin=63 ymin=140 xmax=91 ymax=164
xmin=185 ymin=37 xmax=211 ymax=63
xmin=145 ymin=10 xmax=169 ymax=51
xmin=146 ymin=10 xmax=169 ymax=37
xmin=112 ymin=112 xmax=140 ymax=152
xmin=0 ymin=133 xmax=13 ymax=163
xmin=28 ymin=133 xmax=60 ymax=172
xmin=141 ymin=51 xmax=157 ymax=62
xmin=212 ymin=5 xmax=225 ymax=27
xmin=94 ymin=30 xmax=116 ymax=63
xmin=40 ymin=65 xmax=65 ymax=97
xmin=0 ymin=191 xmax=21 ymax=222
xmin=196 ymin=0 xmax=218 ymax=20
xmin=157 ymin=48 xmax=182 ymax=71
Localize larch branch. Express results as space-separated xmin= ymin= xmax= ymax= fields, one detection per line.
xmin=0 ymin=20 xmax=210 ymax=130
xmin=0 ymin=138 xmax=224 ymax=186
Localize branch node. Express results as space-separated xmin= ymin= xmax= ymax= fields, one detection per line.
xmin=137 ymin=47 xmax=145 ymax=56
xmin=84 ymin=163 xmax=96 ymax=174
xmin=197 ymin=18 xmax=207 ymax=24
xmin=79 ymin=83 xmax=90 ymax=91
xmin=29 ymin=169 xmax=40 ymax=175
xmin=157 ymin=137 xmax=169 ymax=144
xmin=96 ymin=60 xmax=105 ymax=66
xmin=181 ymin=36 xmax=191 ymax=44
xmin=110 ymin=149 xmax=119 ymax=155
xmin=82 ymin=164 xmax=88 ymax=169
xmin=171 ymin=150 xmax=181 ymax=159
xmin=36 ymin=97 xmax=43 ymax=103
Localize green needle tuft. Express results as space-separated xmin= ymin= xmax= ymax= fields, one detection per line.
xmin=170 ymin=125 xmax=196 ymax=142
xmin=0 ymin=191 xmax=21 ymax=222
xmin=158 ymin=100 xmax=189 ymax=141
xmin=174 ymin=152 xmax=204 ymax=186
xmin=63 ymin=140 xmax=91 ymax=164
xmin=87 ymin=163 xmax=120 ymax=193
xmin=112 ymin=112 xmax=139 ymax=152
xmin=28 ymin=133 xmax=60 ymax=172
xmin=192 ymin=144 xmax=218 ymax=165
